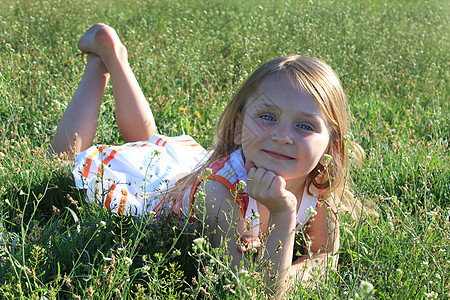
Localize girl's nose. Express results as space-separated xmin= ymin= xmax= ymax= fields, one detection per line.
xmin=271 ymin=124 xmax=294 ymax=144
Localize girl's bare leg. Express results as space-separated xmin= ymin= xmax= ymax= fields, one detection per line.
xmin=78 ymin=24 xmax=157 ymax=143
xmin=50 ymin=54 xmax=109 ymax=156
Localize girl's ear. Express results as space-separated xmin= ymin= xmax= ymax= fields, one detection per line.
xmin=234 ymin=112 xmax=243 ymax=145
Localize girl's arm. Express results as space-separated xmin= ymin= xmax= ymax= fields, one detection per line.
xmin=245 ymin=166 xmax=298 ymax=297
xmin=192 ymin=179 xmax=248 ymax=265
xmin=193 ymin=178 xmax=295 ymax=297
xmin=290 ymin=204 xmax=340 ymax=282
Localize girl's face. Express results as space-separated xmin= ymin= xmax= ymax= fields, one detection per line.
xmin=236 ymin=72 xmax=331 ymax=187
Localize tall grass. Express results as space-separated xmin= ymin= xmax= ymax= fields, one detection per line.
xmin=0 ymin=0 xmax=448 ymax=298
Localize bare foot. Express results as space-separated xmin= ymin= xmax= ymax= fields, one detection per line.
xmin=86 ymin=53 xmax=109 ymax=76
xmin=78 ymin=23 xmax=126 ymax=62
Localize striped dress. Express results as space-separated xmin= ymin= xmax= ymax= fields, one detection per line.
xmin=73 ymin=134 xmax=208 ymax=216
xmin=73 ymin=135 xmax=319 ymax=231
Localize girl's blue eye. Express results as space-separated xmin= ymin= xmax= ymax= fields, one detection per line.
xmin=299 ymin=124 xmax=313 ymax=131
xmin=261 ymin=114 xmax=275 ymax=121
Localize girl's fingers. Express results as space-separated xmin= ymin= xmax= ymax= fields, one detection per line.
xmin=247 ymin=168 xmax=278 ymax=194
xmin=246 ymin=166 xmax=296 ymax=212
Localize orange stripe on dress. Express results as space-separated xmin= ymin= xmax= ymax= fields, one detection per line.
xmin=208 ymin=154 xmax=230 ymax=174
xmin=172 ymin=139 xmax=193 ymax=143
xmin=96 ymin=143 xmax=143 ymax=176
xmin=82 ymin=145 xmax=106 ymax=178
xmin=172 ymin=140 xmax=200 ymax=147
xmin=100 ymin=149 xmax=117 ymax=170
xmin=105 ymin=183 xmax=117 ymax=209
xmin=117 ymin=189 xmax=128 ymax=215
xmin=153 ymin=196 xmax=167 ymax=213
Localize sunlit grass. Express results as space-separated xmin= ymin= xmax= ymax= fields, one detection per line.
xmin=0 ymin=0 xmax=448 ymax=298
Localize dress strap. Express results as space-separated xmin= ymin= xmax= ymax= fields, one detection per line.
xmin=188 ymin=174 xmax=249 ymax=217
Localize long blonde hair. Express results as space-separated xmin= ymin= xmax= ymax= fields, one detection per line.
xmin=176 ymin=55 xmax=363 ymax=217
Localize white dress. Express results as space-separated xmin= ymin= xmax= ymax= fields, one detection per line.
xmin=73 ymin=134 xmax=208 ymax=215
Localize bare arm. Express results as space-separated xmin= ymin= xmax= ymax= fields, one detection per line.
xmin=289 ymin=204 xmax=340 ymax=282
xmin=192 ymin=179 xmax=247 ymax=266
xmin=246 ymin=166 xmax=298 ymax=298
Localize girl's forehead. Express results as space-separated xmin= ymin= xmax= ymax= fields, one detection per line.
xmin=247 ymin=73 xmax=316 ymax=108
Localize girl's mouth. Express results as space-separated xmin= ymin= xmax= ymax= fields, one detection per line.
xmin=263 ymin=150 xmax=295 ymax=160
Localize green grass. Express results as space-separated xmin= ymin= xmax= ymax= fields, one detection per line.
xmin=0 ymin=0 xmax=448 ymax=298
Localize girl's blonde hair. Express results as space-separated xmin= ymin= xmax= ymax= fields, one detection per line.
xmin=176 ymin=55 xmax=364 ymax=218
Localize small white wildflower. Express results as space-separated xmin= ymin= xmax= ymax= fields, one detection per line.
xmin=0 ymin=152 xmax=5 ymax=158
xmin=424 ymin=291 xmax=438 ymax=299
xmin=123 ymin=257 xmax=133 ymax=266
xmin=53 ymin=99 xmax=61 ymax=108
xmin=196 ymin=191 xmax=206 ymax=198
xmin=435 ymin=273 xmax=441 ymax=280
xmin=142 ymin=265 xmax=151 ymax=272
xmin=99 ymin=221 xmax=106 ymax=227
xmin=193 ymin=237 xmax=205 ymax=246
xmin=237 ymin=269 xmax=249 ymax=277
xmin=388 ymin=221 xmax=394 ymax=231
xmin=392 ymin=195 xmax=398 ymax=204
xmin=307 ymin=206 xmax=317 ymax=218
xmin=396 ymin=269 xmax=403 ymax=274
xmin=422 ymin=261 xmax=429 ymax=266
xmin=192 ymin=237 xmax=205 ymax=251
xmin=141 ymin=265 xmax=151 ymax=272
xmin=359 ymin=280 xmax=374 ymax=296
xmin=238 ymin=180 xmax=246 ymax=189
xmin=426 ymin=211 xmax=438 ymax=217
xmin=323 ymin=154 xmax=332 ymax=166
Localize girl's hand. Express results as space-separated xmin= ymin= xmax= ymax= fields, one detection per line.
xmin=245 ymin=161 xmax=297 ymax=214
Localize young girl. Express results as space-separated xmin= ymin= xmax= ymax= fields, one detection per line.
xmin=51 ymin=24 xmax=360 ymax=297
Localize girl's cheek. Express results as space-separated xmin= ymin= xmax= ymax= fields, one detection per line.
xmin=250 ymin=118 xmax=270 ymax=133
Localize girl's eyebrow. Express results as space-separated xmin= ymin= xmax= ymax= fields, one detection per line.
xmin=254 ymin=101 xmax=281 ymax=114
xmin=255 ymin=100 xmax=323 ymax=120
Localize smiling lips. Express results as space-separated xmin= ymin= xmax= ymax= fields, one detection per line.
xmin=263 ymin=150 xmax=295 ymax=160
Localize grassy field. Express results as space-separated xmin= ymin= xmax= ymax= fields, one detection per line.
xmin=0 ymin=0 xmax=448 ymax=298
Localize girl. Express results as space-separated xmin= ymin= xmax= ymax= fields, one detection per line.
xmin=51 ymin=24 xmax=360 ymax=297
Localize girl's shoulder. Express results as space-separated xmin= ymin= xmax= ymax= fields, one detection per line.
xmin=176 ymin=149 xmax=249 ymax=216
